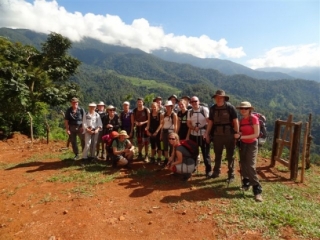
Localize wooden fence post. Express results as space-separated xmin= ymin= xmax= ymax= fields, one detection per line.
xmin=271 ymin=119 xmax=280 ymax=167
xmin=305 ymin=113 xmax=312 ymax=169
xmin=290 ymin=122 xmax=302 ymax=180
xmin=301 ymin=122 xmax=309 ymax=183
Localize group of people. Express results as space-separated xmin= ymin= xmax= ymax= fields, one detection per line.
xmin=64 ymin=90 xmax=263 ymax=202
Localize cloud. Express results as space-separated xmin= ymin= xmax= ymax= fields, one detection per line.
xmin=0 ymin=0 xmax=245 ymax=59
xmin=248 ymin=44 xmax=320 ymax=69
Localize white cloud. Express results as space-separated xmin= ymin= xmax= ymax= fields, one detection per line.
xmin=0 ymin=0 xmax=245 ymax=59
xmin=248 ymin=44 xmax=320 ymax=69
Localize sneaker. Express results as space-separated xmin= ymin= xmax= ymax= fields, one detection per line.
xmin=144 ymin=156 xmax=149 ymax=163
xmin=156 ymin=158 xmax=161 ymax=165
xmin=73 ymin=154 xmax=79 ymax=160
xmin=255 ymin=194 xmax=263 ymax=202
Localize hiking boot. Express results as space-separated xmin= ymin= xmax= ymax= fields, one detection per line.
xmin=255 ymin=194 xmax=263 ymax=202
xmin=242 ymin=178 xmax=250 ymax=191
xmin=160 ymin=159 xmax=168 ymax=169
xmin=137 ymin=152 xmax=143 ymax=160
xmin=150 ymin=157 xmax=155 ymax=164
xmin=100 ymin=152 xmax=105 ymax=159
xmin=182 ymin=173 xmax=192 ymax=181
xmin=227 ymin=175 xmax=235 ymax=183
xmin=210 ymin=172 xmax=220 ymax=179
xmin=73 ymin=154 xmax=80 ymax=160
xmin=156 ymin=158 xmax=161 ymax=165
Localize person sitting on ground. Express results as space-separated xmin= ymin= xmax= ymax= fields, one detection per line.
xmin=96 ymin=101 xmax=107 ymax=159
xmin=234 ymin=101 xmax=263 ymax=202
xmin=146 ymin=102 xmax=164 ymax=164
xmin=167 ymin=132 xmax=195 ymax=181
xmin=112 ymin=130 xmax=135 ymax=168
xmin=82 ymin=102 xmax=102 ymax=161
xmin=161 ymin=100 xmax=177 ymax=167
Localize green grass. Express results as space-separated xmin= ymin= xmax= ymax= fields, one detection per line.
xmin=194 ymin=167 xmax=320 ymax=239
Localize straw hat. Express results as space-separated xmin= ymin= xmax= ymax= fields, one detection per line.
xmin=118 ymin=130 xmax=129 ymax=138
xmin=236 ymin=101 xmax=254 ymax=110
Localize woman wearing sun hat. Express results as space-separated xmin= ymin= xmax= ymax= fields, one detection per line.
xmin=82 ymin=102 xmax=102 ymax=161
xmin=112 ymin=130 xmax=135 ymax=168
xmin=234 ymin=101 xmax=263 ymax=202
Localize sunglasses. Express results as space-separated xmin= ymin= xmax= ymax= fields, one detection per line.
xmin=168 ymin=138 xmax=176 ymax=140
xmin=240 ymin=108 xmax=250 ymax=110
xmin=190 ymin=100 xmax=198 ymax=103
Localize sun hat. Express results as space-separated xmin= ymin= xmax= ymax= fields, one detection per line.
xmin=88 ymin=102 xmax=97 ymax=107
xmin=212 ymin=90 xmax=229 ymax=101
xmin=123 ymin=101 xmax=130 ymax=105
xmin=107 ymin=105 xmax=116 ymax=111
xmin=97 ymin=101 xmax=105 ymax=106
xmin=118 ymin=130 xmax=129 ymax=138
xmin=71 ymin=97 xmax=79 ymax=103
xmin=164 ymin=100 xmax=173 ymax=107
xmin=168 ymin=94 xmax=178 ymax=101
xmin=236 ymin=101 xmax=254 ymax=110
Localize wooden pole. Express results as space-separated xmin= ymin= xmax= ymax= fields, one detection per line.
xmin=291 ymin=122 xmax=302 ymax=180
xmin=301 ymin=122 xmax=309 ymax=183
xmin=305 ymin=113 xmax=312 ymax=169
xmin=271 ymin=119 xmax=281 ymax=167
xmin=44 ymin=117 xmax=50 ymax=144
xmin=27 ymin=112 xmax=33 ymax=143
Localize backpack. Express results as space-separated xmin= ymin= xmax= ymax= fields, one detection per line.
xmin=210 ymin=102 xmax=234 ymax=135
xmin=102 ymin=131 xmax=119 ymax=154
xmin=252 ymin=112 xmax=267 ymax=145
xmin=190 ymin=106 xmax=205 ymax=118
xmin=173 ymin=139 xmax=199 ymax=174
xmin=240 ymin=112 xmax=267 ymax=146
xmin=180 ymin=139 xmax=199 ymax=163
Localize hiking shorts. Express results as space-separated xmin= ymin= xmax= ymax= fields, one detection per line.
xmin=136 ymin=126 xmax=149 ymax=145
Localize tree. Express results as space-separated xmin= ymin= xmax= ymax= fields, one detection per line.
xmin=0 ymin=33 xmax=81 ymax=135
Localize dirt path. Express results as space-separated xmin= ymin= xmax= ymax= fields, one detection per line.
xmin=0 ymin=133 xmax=288 ymax=240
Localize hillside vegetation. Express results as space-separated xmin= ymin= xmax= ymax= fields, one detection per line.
xmin=0 ymin=28 xmax=319 ymax=157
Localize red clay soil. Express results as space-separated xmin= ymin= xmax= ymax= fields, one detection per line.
xmin=0 ymin=133 xmax=293 ymax=240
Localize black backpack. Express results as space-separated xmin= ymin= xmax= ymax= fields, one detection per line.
xmin=180 ymin=139 xmax=199 ymax=163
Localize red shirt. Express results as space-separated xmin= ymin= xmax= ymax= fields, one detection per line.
xmin=240 ymin=115 xmax=259 ymax=143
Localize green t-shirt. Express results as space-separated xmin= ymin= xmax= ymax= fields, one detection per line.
xmin=112 ymin=138 xmax=131 ymax=151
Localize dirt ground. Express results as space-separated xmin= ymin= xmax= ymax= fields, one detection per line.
xmin=0 ymin=133 xmax=293 ymax=240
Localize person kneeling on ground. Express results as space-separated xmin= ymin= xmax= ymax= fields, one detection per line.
xmin=112 ymin=130 xmax=135 ymax=168
xmin=167 ymin=132 xmax=195 ymax=181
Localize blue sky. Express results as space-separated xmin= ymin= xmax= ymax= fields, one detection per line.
xmin=1 ymin=0 xmax=319 ymax=68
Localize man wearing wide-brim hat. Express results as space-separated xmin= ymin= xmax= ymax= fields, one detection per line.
xmin=111 ymin=130 xmax=135 ymax=168
xmin=96 ymin=101 xmax=107 ymax=159
xmin=206 ymin=90 xmax=239 ymax=182
xmin=64 ymin=97 xmax=85 ymax=160
xmin=103 ymin=105 xmax=120 ymax=154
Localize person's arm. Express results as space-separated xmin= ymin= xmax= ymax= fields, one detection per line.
xmin=177 ymin=113 xmax=181 ymax=133
xmin=169 ymin=149 xmax=183 ymax=171
xmin=159 ymin=113 xmax=164 ymax=140
xmin=130 ymin=112 xmax=135 ymax=137
xmin=173 ymin=113 xmax=178 ymax=133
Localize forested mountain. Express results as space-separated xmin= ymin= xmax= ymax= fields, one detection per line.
xmin=1 ymin=28 xmax=320 ymax=153
xmin=256 ymin=67 xmax=320 ymax=82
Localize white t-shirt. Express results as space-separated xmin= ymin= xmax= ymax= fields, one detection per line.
xmin=187 ymin=106 xmax=209 ymax=136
